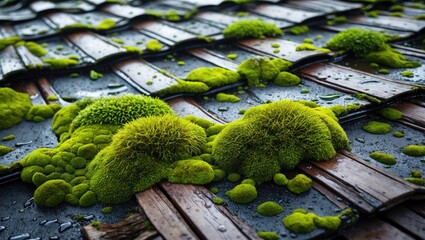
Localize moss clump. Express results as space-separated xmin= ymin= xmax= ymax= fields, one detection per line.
xmin=90 ymin=70 xmax=103 ymax=80
xmin=184 ymin=115 xmax=215 ymax=130
xmin=241 ymin=178 xmax=256 ymax=186
xmin=216 ymin=93 xmax=241 ymax=103
xmin=401 ymin=71 xmax=414 ymax=78
xmin=0 ymin=36 xmax=21 ymax=50
xmin=79 ymin=191 xmax=97 ymax=207
xmin=102 ymin=206 xmax=112 ymax=214
xmin=95 ymin=19 xmax=116 ymax=31
xmin=124 ymin=45 xmax=143 ymax=55
xmin=257 ymin=201 xmax=283 ymax=216
xmin=326 ymin=28 xmax=420 ymax=68
xmin=369 ymin=151 xmax=396 ymax=165
xmin=228 ymin=172 xmax=241 ymax=182
xmin=212 ymin=197 xmax=224 ymax=205
xmin=185 ymin=67 xmax=241 ymax=88
xmin=270 ymin=58 xmax=292 ymax=71
xmin=237 ymin=57 xmax=280 ymax=86
xmin=273 ymin=173 xmax=288 ymax=186
xmin=283 ymin=209 xmax=343 ymax=233
xmin=212 ymin=169 xmax=225 ymax=181
xmin=405 ymin=178 xmax=425 ymax=186
xmin=411 ymin=170 xmax=422 ymax=178
xmin=34 ymin=180 xmax=71 ymax=207
xmin=257 ymin=231 xmax=279 ymax=240
xmin=0 ymin=87 xmax=32 ymax=130
xmin=169 ymin=160 xmax=214 ymax=185
xmin=314 ymin=216 xmax=342 ymax=231
xmin=362 ymin=121 xmax=392 ymax=134
xmin=223 ymin=19 xmax=282 ymax=39
xmin=0 ymin=145 xmax=13 ymax=156
xmin=273 ymin=72 xmax=301 ymax=86
xmin=355 ymin=93 xmax=381 ymax=104
xmin=47 ymin=95 xmax=59 ymax=101
xmin=227 ymin=53 xmax=238 ymax=60
xmin=330 ymin=104 xmax=360 ymax=117
xmin=25 ymin=41 xmax=47 ymax=57
xmin=213 ymin=100 xmax=349 ymax=184
xmin=88 ymin=115 xmax=207 ymax=203
xmin=402 ymin=145 xmax=425 ymax=157
xmin=378 ymin=68 xmax=390 ymax=74
xmin=70 ymin=95 xmax=173 ymax=131
xmin=43 ymin=57 xmax=79 ymax=69
xmin=288 ymin=25 xmax=309 ymax=35
xmin=146 ymin=40 xmax=163 ymax=52
xmin=226 ymin=183 xmax=257 ymax=204
xmin=25 ymin=104 xmax=61 ymax=123
xmin=287 ymin=174 xmax=312 ymax=194
xmin=156 ymin=79 xmax=210 ymax=97
xmin=393 ymin=131 xmax=404 ymax=138
xmin=379 ymin=107 xmax=403 ymax=120
xmin=296 ymin=43 xmax=331 ymax=53
xmin=2 ymin=134 xmax=15 ymax=141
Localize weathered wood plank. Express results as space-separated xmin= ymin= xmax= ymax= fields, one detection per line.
xmin=384 ymin=205 xmax=425 ymax=239
xmin=393 ymin=102 xmax=425 ymax=129
xmin=34 ymin=77 xmax=60 ymax=104
xmin=167 ymin=97 xmax=226 ymax=124
xmin=81 ymin=213 xmax=156 ymax=240
xmin=405 ymin=200 xmax=425 ymax=218
xmin=159 ymin=182 xmax=257 ymax=240
xmin=248 ymin=4 xmax=321 ymax=23
xmin=187 ymin=49 xmax=239 ymax=71
xmin=136 ymin=187 xmax=198 ymax=240
xmin=342 ymin=217 xmax=414 ymax=240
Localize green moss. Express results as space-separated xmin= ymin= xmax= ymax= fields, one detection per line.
xmin=216 ymin=93 xmax=241 ymax=103
xmin=124 ymin=45 xmax=143 ymax=55
xmin=79 ymin=190 xmax=97 ymax=207
xmin=184 ymin=115 xmax=215 ymax=130
xmin=227 ymin=53 xmax=238 ymax=60
xmin=296 ymin=43 xmax=331 ymax=53
xmin=91 ymin=220 xmax=101 ymax=229
xmin=47 ymin=95 xmax=59 ymax=101
xmin=210 ymin=197 xmax=223 ymax=205
xmin=223 ymin=19 xmax=282 ymax=39
xmin=185 ymin=67 xmax=241 ymax=88
xmin=366 ymin=48 xmax=420 ymax=68
xmin=213 ymin=100 xmax=348 ymax=183
xmin=273 ymin=72 xmax=300 ymax=86
xmin=70 ymin=95 xmax=173 ymax=131
xmin=43 ymin=57 xmax=79 ymax=69
xmin=257 ymin=201 xmax=283 ymax=216
xmin=95 ymin=19 xmax=116 ymax=31
xmin=241 ymin=179 xmax=255 ymax=186
xmin=2 ymin=134 xmax=15 ymax=141
xmin=401 ymin=71 xmax=414 ymax=78
xmin=370 ymin=63 xmax=379 ymax=68
xmin=228 ymin=173 xmax=241 ymax=182
xmin=369 ymin=151 xmax=396 ymax=165
xmin=362 ymin=121 xmax=392 ymax=134
xmin=405 ymin=178 xmax=425 ymax=186
xmin=169 ymin=160 xmax=214 ymax=184
xmin=0 ymin=36 xmax=21 ymax=51
xmin=34 ymin=180 xmax=71 ymax=207
xmin=25 ymin=41 xmax=47 ymax=57
xmin=287 ymin=174 xmax=312 ymax=194
xmin=146 ymin=40 xmax=163 ymax=52
xmin=379 ymin=107 xmax=403 ymax=120
xmin=327 ymin=16 xmax=347 ymax=26
xmin=210 ymin=186 xmax=219 ymax=194
xmin=89 ymin=115 xmax=206 ymax=203
xmin=288 ymin=25 xmax=309 ymax=35
xmin=90 ymin=70 xmax=103 ymax=80
xmin=77 ymin=143 xmax=97 ymax=160
xmin=282 ymin=211 xmax=316 ymax=233
xmin=206 ymin=124 xmax=226 ymax=136
xmin=314 ymin=216 xmax=341 ymax=231
xmin=0 ymin=145 xmax=13 ymax=156
xmin=237 ymin=57 xmax=280 ymax=86
xmin=355 ymin=93 xmax=381 ymax=104
xmin=102 ymin=206 xmax=112 ymax=214
xmin=257 ymin=231 xmax=279 ymax=240
xmin=71 ymin=183 xmax=89 ymax=198
xmin=273 ymin=173 xmax=288 ymax=186
xmin=157 ymin=79 xmax=210 ymax=97
xmin=393 ymin=131 xmax=404 ymax=138
xmin=226 ymin=183 xmax=257 ymax=204
xmin=411 ymin=170 xmax=422 ymax=178
xmin=214 ymin=169 xmax=226 ymax=181
xmin=402 ymin=145 xmax=425 ymax=157
xmin=0 ymin=87 xmax=32 ymax=130
xmin=270 ymin=58 xmax=292 ymax=71
xmin=21 ymin=148 xmax=52 ymax=167
xmin=25 ymin=104 xmax=61 ymax=122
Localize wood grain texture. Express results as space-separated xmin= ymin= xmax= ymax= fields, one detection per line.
xmin=342 ymin=217 xmax=414 ymax=240
xmin=393 ymin=102 xmax=425 ymax=129
xmin=384 ymin=205 xmax=425 ymax=239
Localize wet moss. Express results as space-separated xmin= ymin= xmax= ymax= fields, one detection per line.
xmin=210 ymin=186 xmax=219 ymax=193
xmin=226 ymin=183 xmax=257 ymax=204
xmin=314 ymin=216 xmax=341 ymax=231
xmin=0 ymin=145 xmax=13 ymax=156
xmin=273 ymin=173 xmax=288 ymax=186
xmin=270 ymin=58 xmax=292 ymax=71
xmin=216 ymin=93 xmax=241 ymax=103
xmin=0 ymin=36 xmax=21 ymax=50
xmin=223 ymin=19 xmax=282 ymax=39
xmin=257 ymin=231 xmax=279 ymax=240
xmin=401 ymin=70 xmax=414 ymax=78
xmin=405 ymin=178 xmax=425 ymax=186
xmin=227 ymin=53 xmax=238 ymax=60
xmin=411 ymin=169 xmax=422 ymax=178
xmin=379 ymin=107 xmax=403 ymax=120
xmin=287 ymin=174 xmax=312 ymax=194
xmin=124 ymin=45 xmax=143 ymax=55
xmin=288 ymin=25 xmax=309 ymax=35
xmin=256 ymin=201 xmax=283 ymax=216
xmin=25 ymin=41 xmax=47 ymax=57
xmin=237 ymin=57 xmax=280 ymax=86
xmin=43 ymin=57 xmax=79 ymax=69
xmin=212 ymin=197 xmax=224 ymax=205
xmin=34 ymin=180 xmax=71 ymax=207
xmin=169 ymin=160 xmax=214 ymax=184
xmin=89 ymin=70 xmax=103 ymax=80
xmin=366 ymin=47 xmax=420 ymax=68
xmin=241 ymin=178 xmax=256 ymax=186
xmin=228 ymin=172 xmax=241 ymax=182
xmin=146 ymin=40 xmax=163 ymax=52
xmin=0 ymin=87 xmax=32 ymax=130
xmin=273 ymin=72 xmax=301 ymax=86
xmin=362 ymin=121 xmax=392 ymax=134
xmin=402 ymin=145 xmax=425 ymax=157
xmin=214 ymin=169 xmax=226 ymax=181
xmin=79 ymin=190 xmax=97 ymax=207
xmin=330 ymin=104 xmax=360 ymax=117
xmin=213 ymin=100 xmax=349 ymax=183
xmin=296 ymin=43 xmax=331 ymax=53
xmin=184 ymin=115 xmax=215 ymax=130
xmin=157 ymin=79 xmax=210 ymax=97
xmin=282 ymin=211 xmax=316 ymax=233
xmin=355 ymin=93 xmax=381 ymax=104
xmin=102 ymin=206 xmax=113 ymax=214
xmin=393 ymin=131 xmax=404 ymax=138
xmin=2 ymin=134 xmax=15 ymax=141
xmin=369 ymin=151 xmax=396 ymax=165
xmin=185 ymin=67 xmax=241 ymax=88
xmin=95 ymin=19 xmax=116 ymax=31
xmin=25 ymin=104 xmax=61 ymax=123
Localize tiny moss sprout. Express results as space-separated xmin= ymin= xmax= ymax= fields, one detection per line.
xmin=393 ymin=131 xmax=404 ymax=138
xmin=101 ymin=206 xmax=112 ymax=214
xmin=223 ymin=19 xmax=283 ymax=39
xmin=210 ymin=186 xmax=219 ymax=194
xmin=0 ymin=87 xmax=32 ymax=130
xmin=90 ymin=70 xmax=103 ymax=80
xmin=401 ymin=70 xmax=414 ymax=78
xmin=216 ymin=93 xmax=241 ymax=103
xmin=146 ymin=40 xmax=163 ymax=52
xmin=2 ymin=134 xmax=15 ymax=141
xmin=378 ymin=68 xmax=390 ymax=74
xmin=228 ymin=172 xmax=241 ymax=182
xmin=212 ymin=197 xmax=224 ymax=205
xmin=402 ymin=145 xmax=425 ymax=157
xmin=0 ymin=145 xmax=13 ymax=156
xmin=0 ymin=36 xmax=21 ymax=51
xmin=256 ymin=201 xmax=283 ymax=216
xmin=95 ymin=19 xmax=116 ymax=31
xmin=369 ymin=151 xmax=396 ymax=165
xmin=227 ymin=53 xmax=238 ymax=60
xmin=43 ymin=56 xmax=79 ymax=69
xmin=124 ymin=46 xmax=143 ymax=55
xmin=25 ymin=41 xmax=47 ymax=57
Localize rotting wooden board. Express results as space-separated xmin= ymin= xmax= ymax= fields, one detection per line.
xmin=405 ymin=200 xmax=425 ymax=218
xmin=187 ymin=48 xmax=239 ymax=71
xmin=194 ymin=12 xmax=238 ymax=27
xmin=248 ymin=4 xmax=322 ymax=23
xmin=348 ymin=15 xmax=425 ymax=33
xmin=136 ymin=187 xmax=198 ymax=240
xmin=393 ymin=101 xmax=425 ymax=129
xmin=45 ymin=12 xmax=79 ymax=30
xmin=102 ymin=4 xmax=146 ymax=19
xmin=383 ymin=205 xmax=425 ymax=239
xmin=0 ymin=45 xmax=26 ymax=81
xmin=299 ymin=63 xmax=417 ymax=101
xmin=133 ymin=20 xmax=197 ymax=43
xmin=15 ymin=45 xmax=44 ymax=68
xmin=167 ymin=97 xmax=226 ymax=124
xmin=159 ymin=182 xmax=258 ymax=240
xmin=342 ymin=217 xmax=415 ymax=240
xmin=34 ymin=77 xmax=60 ymax=104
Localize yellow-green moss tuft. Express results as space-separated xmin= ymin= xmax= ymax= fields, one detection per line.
xmin=282 ymin=211 xmax=316 ymax=233
xmin=185 ymin=67 xmax=240 ymax=88
xmin=270 ymin=58 xmax=292 ymax=71
xmin=362 ymin=121 xmax=392 ymax=134
xmin=212 ymin=197 xmax=224 ymax=205
xmin=241 ymin=178 xmax=256 ymax=186
xmin=0 ymin=145 xmax=13 ymax=156
xmin=237 ymin=57 xmax=280 ymax=86
xmin=273 ymin=173 xmax=288 ymax=186
xmin=369 ymin=151 xmax=396 ymax=165
xmin=25 ymin=41 xmax=47 ymax=57
xmin=227 ymin=53 xmax=238 ymax=60
xmin=0 ymin=87 xmax=32 ymax=130
xmin=273 ymin=72 xmax=301 ymax=86
xmin=25 ymin=104 xmax=61 ymax=123
xmin=288 ymin=25 xmax=309 ymax=35
xmin=216 ymin=93 xmax=241 ymax=103
xmin=402 ymin=145 xmax=425 ymax=157
xmin=101 ymin=206 xmax=112 ymax=214
xmin=223 ymin=19 xmax=282 ymax=39
xmin=228 ymin=172 xmax=241 ymax=182
xmin=257 ymin=231 xmax=279 ymax=240
xmin=0 ymin=36 xmax=21 ymax=50
xmin=2 ymin=134 xmax=15 ymax=141
xmin=313 ymin=216 xmax=341 ymax=231
xmin=124 ymin=45 xmax=143 ymax=55
xmin=226 ymin=183 xmax=257 ymax=204
xmin=95 ymin=19 xmax=116 ymax=31
xmin=34 ymin=180 xmax=71 ymax=207
xmin=43 ymin=57 xmax=79 ymax=69
xmin=169 ymin=160 xmax=214 ymax=184
xmin=379 ymin=107 xmax=403 ymax=120
xmin=257 ymin=201 xmax=283 ymax=216
xmin=287 ymin=174 xmax=312 ymax=194
xmin=146 ymin=40 xmax=163 ymax=52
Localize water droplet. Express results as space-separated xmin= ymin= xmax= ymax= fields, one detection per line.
xmin=83 ymin=214 xmax=95 ymax=221
xmin=0 ymin=225 xmax=5 ymax=232
xmin=19 ymin=209 xmax=25 ymax=213
xmin=9 ymin=233 xmax=30 ymax=240
xmin=49 ymin=236 xmax=59 ymax=240
xmin=217 ymin=225 xmax=226 ymax=232
xmin=39 ymin=220 xmax=48 ymax=225
xmin=24 ymin=198 xmax=34 ymax=208
xmin=15 ymin=141 xmax=32 ymax=147
xmin=1 ymin=216 xmax=11 ymax=221
xmin=59 ymin=222 xmax=72 ymax=232
xmin=336 ymin=197 xmax=343 ymax=202
xmin=290 ymin=233 xmax=298 ymax=238
xmin=12 ymin=201 xmax=17 ymax=205
xmin=44 ymin=219 xmax=59 ymax=227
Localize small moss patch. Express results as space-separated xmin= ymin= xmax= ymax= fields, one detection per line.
xmin=95 ymin=19 xmax=116 ymax=31
xmin=273 ymin=72 xmax=301 ymax=86
xmin=257 ymin=231 xmax=279 ymax=240
xmin=146 ymin=40 xmax=163 ymax=52
xmin=287 ymin=174 xmax=312 ymax=194
xmin=216 ymin=93 xmax=241 ymax=103
xmin=288 ymin=25 xmax=309 ymax=35
xmin=379 ymin=107 xmax=402 ymax=120
xmin=226 ymin=183 xmax=257 ymax=204
xmin=362 ymin=121 xmax=392 ymax=134
xmin=257 ymin=201 xmax=283 ymax=216
xmin=223 ymin=19 xmax=283 ymax=39
xmin=25 ymin=104 xmax=61 ymax=123
xmin=369 ymin=151 xmax=396 ymax=165
xmin=402 ymin=145 xmax=425 ymax=157
xmin=0 ymin=87 xmax=32 ymax=130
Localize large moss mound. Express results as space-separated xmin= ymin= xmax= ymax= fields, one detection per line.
xmin=0 ymin=87 xmax=32 ymax=130
xmin=88 ymin=115 xmax=208 ymax=204
xmin=223 ymin=19 xmax=283 ymax=39
xmin=212 ymin=100 xmax=349 ymax=183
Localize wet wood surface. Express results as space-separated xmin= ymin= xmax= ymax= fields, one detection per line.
xmin=342 ymin=217 xmax=414 ymax=240
xmin=249 ymin=4 xmax=321 ymax=23
xmin=384 ymin=205 xmax=425 ymax=239
xmin=393 ymin=101 xmax=425 ymax=129
xmin=102 ymin=4 xmax=146 ymax=19
xmin=0 ymin=46 xmax=25 ymax=80
xmin=134 ymin=20 xmax=196 ymax=43
xmin=187 ymin=49 xmax=239 ymax=71
xmin=349 ymin=15 xmax=425 ymax=33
